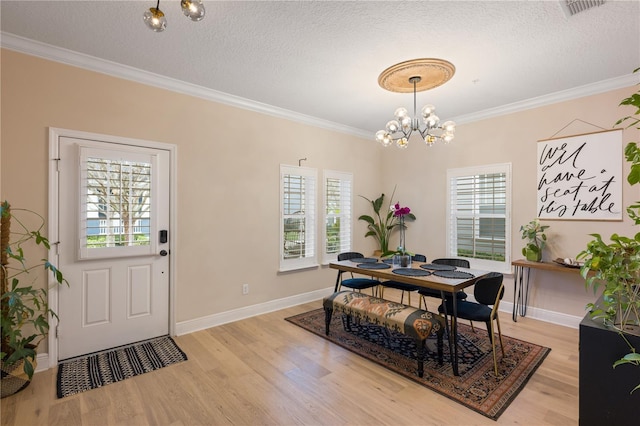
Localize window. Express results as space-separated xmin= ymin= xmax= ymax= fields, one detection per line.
xmin=322 ymin=170 xmax=353 ymax=264
xmin=280 ymin=165 xmax=317 ymax=271
xmin=447 ymin=163 xmax=511 ymax=272
xmin=80 ymin=147 xmax=155 ymax=259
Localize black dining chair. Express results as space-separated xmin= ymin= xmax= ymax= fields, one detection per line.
xmin=334 ymin=252 xmax=381 ymax=296
xmin=438 ymin=272 xmax=505 ymax=376
xmin=379 ymin=254 xmax=427 ymax=306
xmin=418 ymin=258 xmax=470 ymax=310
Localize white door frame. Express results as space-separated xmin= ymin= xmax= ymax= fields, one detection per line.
xmin=47 ymin=127 xmax=178 ymax=368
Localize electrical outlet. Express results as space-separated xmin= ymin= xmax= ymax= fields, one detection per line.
xmin=242 ymin=283 xmax=249 ymax=295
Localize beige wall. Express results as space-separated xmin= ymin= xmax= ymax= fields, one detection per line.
xmin=2 ymin=48 xmax=638 ymax=329
xmin=381 ymin=86 xmax=640 ymax=317
xmin=0 ymin=49 xmax=382 ymax=326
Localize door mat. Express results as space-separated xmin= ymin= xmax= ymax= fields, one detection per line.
xmin=56 ymin=335 xmax=187 ymax=398
xmin=285 ymin=308 xmax=550 ymax=420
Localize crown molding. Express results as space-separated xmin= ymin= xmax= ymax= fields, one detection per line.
xmin=2 ymin=32 xmax=637 ymax=132
xmin=452 ymin=73 xmax=639 ymax=125
xmin=0 ymin=32 xmax=371 ymax=140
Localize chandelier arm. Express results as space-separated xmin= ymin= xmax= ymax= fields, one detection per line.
xmin=418 ymin=127 xmax=439 ymax=141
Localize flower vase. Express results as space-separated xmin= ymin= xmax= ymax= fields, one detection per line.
xmin=396 ymin=217 xmax=411 ymax=267
xmin=398 ymin=216 xmax=406 ymax=254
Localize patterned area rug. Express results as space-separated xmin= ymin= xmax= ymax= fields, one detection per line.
xmin=56 ymin=336 xmax=187 ymax=398
xmin=286 ymin=308 xmax=550 ymax=420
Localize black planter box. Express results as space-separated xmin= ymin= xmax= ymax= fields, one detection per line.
xmin=579 ymin=312 xmax=640 ymax=425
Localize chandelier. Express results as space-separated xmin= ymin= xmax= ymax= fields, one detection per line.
xmin=375 ymin=58 xmax=456 ymax=149
xmin=144 ymin=0 xmax=205 ymax=32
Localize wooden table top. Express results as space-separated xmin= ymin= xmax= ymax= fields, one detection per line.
xmin=329 ymin=259 xmax=491 ymax=293
xmin=512 ymin=258 xmax=585 ymax=274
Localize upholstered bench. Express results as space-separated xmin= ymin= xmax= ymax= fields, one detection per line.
xmin=323 ymin=290 xmax=444 ymax=377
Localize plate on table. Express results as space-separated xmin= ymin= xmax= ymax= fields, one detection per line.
xmin=392 ymin=268 xmax=431 ymax=277
xmin=420 ymin=263 xmax=456 ymax=271
xmin=357 ymin=262 xmax=391 ymax=269
xmin=553 ymin=258 xmax=583 ymax=269
xmin=350 ymin=257 xmax=378 ymax=263
xmin=433 ymin=270 xmax=475 ymax=279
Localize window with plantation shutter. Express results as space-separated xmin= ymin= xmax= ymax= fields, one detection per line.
xmin=79 ymin=147 xmax=155 ymax=259
xmin=447 ymin=163 xmax=512 ymax=272
xmin=280 ymin=165 xmax=317 ymax=271
xmin=322 ymin=170 xmax=353 ymax=264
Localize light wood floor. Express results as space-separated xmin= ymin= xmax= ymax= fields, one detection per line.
xmin=1 ymin=289 xmax=579 ymax=425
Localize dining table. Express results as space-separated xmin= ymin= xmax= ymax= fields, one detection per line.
xmin=329 ymin=258 xmax=491 ymax=376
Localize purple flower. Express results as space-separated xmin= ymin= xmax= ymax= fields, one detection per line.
xmin=392 ymin=202 xmax=411 ymax=217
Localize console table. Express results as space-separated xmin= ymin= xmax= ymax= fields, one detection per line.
xmin=511 ymin=259 xmax=584 ymax=321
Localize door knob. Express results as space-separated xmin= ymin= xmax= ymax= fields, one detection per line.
xmin=160 ymin=250 xmax=168 ymax=256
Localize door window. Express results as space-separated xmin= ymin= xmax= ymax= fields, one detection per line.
xmin=80 ymin=147 xmax=156 ymax=259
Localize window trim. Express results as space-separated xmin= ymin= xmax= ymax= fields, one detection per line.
xmin=446 ymin=163 xmax=512 ymax=273
xmin=321 ymin=169 xmax=353 ymax=265
xmin=279 ymin=164 xmax=318 ymax=272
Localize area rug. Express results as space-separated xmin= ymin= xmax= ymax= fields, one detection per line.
xmin=56 ymin=336 xmax=188 ymax=398
xmin=285 ymin=308 xmax=550 ymax=420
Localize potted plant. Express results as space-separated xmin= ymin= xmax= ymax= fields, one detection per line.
xmin=358 ymin=187 xmax=416 ymax=257
xmin=520 ymin=219 xmax=549 ymax=262
xmin=1 ymin=201 xmax=66 ymax=398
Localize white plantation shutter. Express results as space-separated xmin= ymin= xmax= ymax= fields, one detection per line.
xmin=280 ymin=165 xmax=317 ymax=271
xmin=447 ymin=163 xmax=511 ymax=272
xmin=322 ymin=170 xmax=353 ymax=264
xmin=79 ymin=147 xmax=155 ymax=259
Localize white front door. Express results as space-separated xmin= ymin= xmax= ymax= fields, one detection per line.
xmin=56 ymin=136 xmax=170 ymax=359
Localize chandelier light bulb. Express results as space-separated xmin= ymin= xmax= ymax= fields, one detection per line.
xmin=425 ymin=114 xmax=439 ymax=127
xmin=421 ymin=104 xmax=435 ymax=117
xmin=442 ymin=120 xmax=456 ymax=132
xmin=181 ymin=0 xmax=206 ymax=21
xmin=394 ymin=107 xmax=409 ymax=120
xmin=386 ymin=120 xmax=399 ymax=133
xmin=425 ymin=135 xmax=437 ymax=146
xmin=143 ymin=7 xmax=167 ymax=32
xmin=397 ymin=137 xmax=409 ymax=149
xmin=442 ymin=132 xmax=455 ymax=143
xmin=400 ymin=116 xmax=412 ymax=130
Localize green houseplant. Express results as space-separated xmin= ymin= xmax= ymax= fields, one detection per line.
xmin=520 ymin=219 xmax=549 ymax=262
xmin=1 ymin=201 xmax=66 ymax=398
xmin=577 ymin=68 xmax=640 ymax=394
xmin=358 ymin=187 xmax=416 ymax=257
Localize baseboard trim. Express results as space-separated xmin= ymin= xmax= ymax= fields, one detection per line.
xmin=34 ymin=288 xmax=581 ymax=374
xmin=499 ymin=301 xmax=582 ymax=329
xmin=175 ymin=287 xmax=334 ymax=336
xmin=35 ymin=352 xmax=49 ymax=373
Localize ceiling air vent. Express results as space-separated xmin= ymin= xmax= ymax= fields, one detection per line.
xmin=561 ymin=0 xmax=606 ymax=17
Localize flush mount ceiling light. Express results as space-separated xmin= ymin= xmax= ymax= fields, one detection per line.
xmin=144 ymin=0 xmax=205 ymax=32
xmin=375 ymin=58 xmax=456 ymax=149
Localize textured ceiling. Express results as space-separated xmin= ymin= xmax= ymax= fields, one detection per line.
xmin=1 ymin=1 xmax=639 ymax=138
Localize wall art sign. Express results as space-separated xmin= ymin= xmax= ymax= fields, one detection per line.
xmin=537 ymin=129 xmax=622 ymax=220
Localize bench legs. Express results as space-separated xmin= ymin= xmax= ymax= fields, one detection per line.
xmin=416 ymin=338 xmax=425 ymax=378
xmin=324 ymin=307 xmax=333 ymax=335
xmin=415 ymin=332 xmax=443 ymax=378
xmin=324 ymin=306 xmax=444 ymax=378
